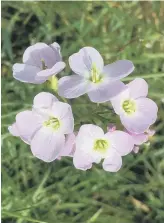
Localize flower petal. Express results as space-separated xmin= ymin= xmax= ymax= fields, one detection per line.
xmin=31 ymin=127 xmax=65 ymax=162
xmin=103 ymin=60 xmax=134 ymax=81
xmin=13 ymin=63 xmax=43 ymax=84
xmin=60 ymin=133 xmax=76 ymax=157
xmin=16 ymin=110 xmax=43 ymax=142
xmin=88 ymin=80 xmax=126 ymax=103
xmin=8 ymin=123 xmax=20 ymax=136
xmin=136 ymin=98 xmax=158 ymax=121
xmin=120 ymin=98 xmax=158 ymax=133
xmin=58 ymin=75 xmax=91 ymax=98
xmin=127 ymin=78 xmax=148 ymax=99
xmin=132 ymin=134 xmax=148 ymax=145
xmin=51 ymin=102 xmax=74 ymax=134
xmin=103 ymin=149 xmax=122 ymax=172
xmin=36 ymin=62 xmax=65 ymax=81
xmin=69 ymin=47 xmax=104 ymax=77
xmin=8 ymin=123 xmax=31 ymax=145
xmin=33 ymin=92 xmax=58 ymax=109
xmin=23 ymin=42 xmax=60 ymax=69
xmin=105 ymin=130 xmax=134 ymax=156
xmin=49 ymin=42 xmax=62 ymax=61
xmin=126 ymin=130 xmax=148 ymax=145
xmin=73 ymin=149 xmax=93 ymax=171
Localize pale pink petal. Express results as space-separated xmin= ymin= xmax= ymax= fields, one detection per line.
xmin=36 ymin=62 xmax=65 ymax=80
xmin=16 ymin=110 xmax=43 ymax=142
xmin=8 ymin=123 xmax=31 ymax=144
xmin=103 ymin=60 xmax=134 ymax=81
xmin=120 ymin=98 xmax=158 ymax=133
xmin=13 ymin=63 xmax=43 ymax=84
xmin=69 ymin=47 xmax=104 ymax=77
xmin=8 ymin=123 xmax=20 ymax=136
xmin=23 ymin=42 xmax=60 ymax=69
xmin=49 ymin=42 xmax=62 ymax=61
xmin=58 ymin=75 xmax=92 ymax=98
xmin=73 ymin=149 xmax=93 ymax=170
xmin=33 ymin=92 xmax=58 ymax=109
xmin=105 ymin=130 xmax=134 ymax=156
xmin=31 ymin=127 xmax=65 ymax=162
xmin=127 ymin=78 xmax=148 ymax=99
xmin=88 ymin=80 xmax=126 ymax=103
xmin=136 ymin=98 xmax=158 ymax=123
xmin=60 ymin=133 xmax=76 ymax=157
xmin=51 ymin=102 xmax=74 ymax=134
xmin=126 ymin=130 xmax=148 ymax=145
xmin=103 ymin=149 xmax=122 ymax=172
xmin=121 ymin=114 xmax=147 ymax=134
xmin=77 ymin=124 xmax=104 ymax=141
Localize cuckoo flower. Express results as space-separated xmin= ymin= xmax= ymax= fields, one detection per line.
xmin=8 ymin=92 xmax=74 ymax=162
xmin=126 ymin=129 xmax=155 ymax=153
xmin=13 ymin=42 xmax=65 ymax=84
xmin=58 ymin=47 xmax=134 ymax=103
xmin=111 ymin=78 xmax=158 ymax=134
xmin=73 ymin=124 xmax=134 ymax=172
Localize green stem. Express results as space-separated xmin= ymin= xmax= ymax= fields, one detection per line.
xmin=2 ymin=210 xmax=47 ymax=223
xmin=124 ymin=73 xmax=164 ymax=81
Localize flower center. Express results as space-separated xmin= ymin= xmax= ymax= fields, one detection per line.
xmin=41 ymin=59 xmax=48 ymax=70
xmin=122 ymin=100 xmax=136 ymax=115
xmin=93 ymin=139 xmax=109 ymax=154
xmin=43 ymin=117 xmax=60 ymax=131
xmin=91 ymin=64 xmax=103 ymax=83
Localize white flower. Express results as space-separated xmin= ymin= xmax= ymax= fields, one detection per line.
xmin=9 ymin=92 xmax=74 ymax=162
xmin=73 ymin=124 xmax=134 ymax=172
xmin=111 ymin=78 xmax=158 ymax=133
xmin=58 ymin=47 xmax=134 ymax=103
xmin=13 ymin=42 xmax=65 ymax=84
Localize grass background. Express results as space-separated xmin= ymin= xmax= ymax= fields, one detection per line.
xmin=1 ymin=1 xmax=164 ymax=223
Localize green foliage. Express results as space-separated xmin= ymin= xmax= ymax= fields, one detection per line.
xmin=1 ymin=1 xmax=164 ymax=223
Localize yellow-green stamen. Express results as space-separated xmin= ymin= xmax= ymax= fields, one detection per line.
xmin=41 ymin=59 xmax=48 ymax=70
xmin=91 ymin=64 xmax=103 ymax=83
xmin=122 ymin=100 xmax=136 ymax=115
xmin=43 ymin=117 xmax=60 ymax=131
xmin=93 ymin=139 xmax=109 ymax=154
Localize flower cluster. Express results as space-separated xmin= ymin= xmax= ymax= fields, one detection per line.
xmin=9 ymin=42 xmax=158 ymax=172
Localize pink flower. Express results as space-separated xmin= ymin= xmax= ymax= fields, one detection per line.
xmin=73 ymin=124 xmax=134 ymax=172
xmin=111 ymin=78 xmax=158 ymax=134
xmin=58 ymin=47 xmax=134 ymax=102
xmin=8 ymin=92 xmax=74 ymax=162
xmin=13 ymin=42 xmax=65 ymax=84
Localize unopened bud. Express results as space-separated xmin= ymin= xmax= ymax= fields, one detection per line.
xmin=107 ymin=123 xmax=116 ymax=132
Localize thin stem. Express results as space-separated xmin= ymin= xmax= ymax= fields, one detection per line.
xmin=2 ymin=210 xmax=47 ymax=223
